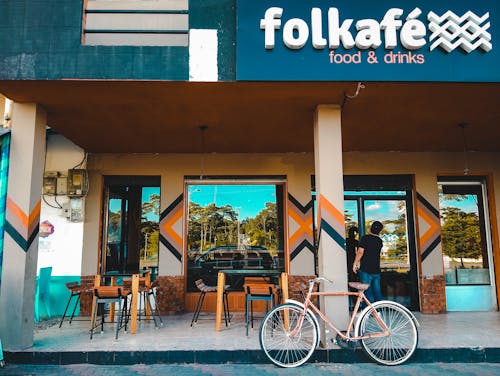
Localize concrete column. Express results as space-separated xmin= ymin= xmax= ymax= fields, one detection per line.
xmin=314 ymin=105 xmax=349 ymax=331
xmin=415 ymin=174 xmax=446 ymax=313
xmin=415 ymin=175 xmax=444 ymax=277
xmin=288 ymin=162 xmax=316 ymax=276
xmin=0 ymin=103 xmax=46 ymax=349
xmin=159 ymin=174 xmax=184 ymax=276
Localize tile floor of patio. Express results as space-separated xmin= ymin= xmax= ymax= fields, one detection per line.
xmin=3 ymin=310 xmax=500 ymax=365
xmin=28 ymin=310 xmax=500 ymax=351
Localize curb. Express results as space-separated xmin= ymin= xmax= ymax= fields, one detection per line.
xmin=4 ymin=347 xmax=500 ymax=365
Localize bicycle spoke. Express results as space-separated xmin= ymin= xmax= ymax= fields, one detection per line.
xmin=359 ymin=303 xmax=418 ymax=365
xmin=260 ymin=304 xmax=318 ymax=368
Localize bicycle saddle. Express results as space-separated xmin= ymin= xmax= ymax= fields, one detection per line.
xmin=348 ymin=282 xmax=370 ymax=291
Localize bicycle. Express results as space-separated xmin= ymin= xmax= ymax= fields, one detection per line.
xmin=259 ymin=277 xmax=419 ymax=368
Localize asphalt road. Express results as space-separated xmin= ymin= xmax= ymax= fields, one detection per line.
xmin=1 ymin=363 xmax=500 ymax=376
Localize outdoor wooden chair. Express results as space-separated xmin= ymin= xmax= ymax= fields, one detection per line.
xmin=243 ymin=280 xmax=278 ymax=336
xmin=90 ymin=286 xmax=130 ymax=340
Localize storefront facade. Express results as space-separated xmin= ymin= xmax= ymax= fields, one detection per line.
xmin=0 ymin=0 xmax=499 ymax=350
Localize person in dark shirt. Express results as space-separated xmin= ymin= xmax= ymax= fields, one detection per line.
xmin=352 ymin=221 xmax=384 ymax=303
xmin=346 ymin=226 xmax=359 ymax=282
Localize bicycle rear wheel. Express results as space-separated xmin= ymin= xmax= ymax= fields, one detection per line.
xmin=259 ymin=303 xmax=318 ymax=368
xmin=358 ymin=302 xmax=418 ymax=365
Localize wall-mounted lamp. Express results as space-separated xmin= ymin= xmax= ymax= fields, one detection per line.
xmin=199 ymin=125 xmax=208 ymax=179
xmin=458 ymin=122 xmax=469 ymax=175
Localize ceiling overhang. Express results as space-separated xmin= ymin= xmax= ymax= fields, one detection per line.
xmin=1 ymin=80 xmax=499 ymax=153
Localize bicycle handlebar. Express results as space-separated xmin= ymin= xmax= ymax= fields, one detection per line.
xmin=309 ymin=276 xmax=333 ymax=285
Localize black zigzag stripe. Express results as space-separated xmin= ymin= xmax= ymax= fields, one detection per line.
xmin=160 ymin=194 xmax=184 ymax=221
xmin=5 ymin=222 xmax=39 ymax=252
xmin=288 ymin=193 xmax=313 ymax=214
xmin=5 ymin=221 xmax=27 ymax=251
xmin=290 ymin=239 xmax=316 ymax=261
xmin=417 ymin=192 xmax=440 ymax=218
xmin=159 ymin=235 xmax=182 ymax=262
xmin=421 ymin=236 xmax=441 ymax=262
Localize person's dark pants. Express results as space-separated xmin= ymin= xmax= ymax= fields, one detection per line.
xmin=359 ymin=271 xmax=382 ymax=303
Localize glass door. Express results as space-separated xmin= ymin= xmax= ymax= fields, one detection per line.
xmin=344 ymin=191 xmax=418 ymax=310
xmin=101 ymin=176 xmax=160 ymax=275
xmin=344 ymin=199 xmax=359 ymax=283
xmin=438 ymin=178 xmax=497 ymax=311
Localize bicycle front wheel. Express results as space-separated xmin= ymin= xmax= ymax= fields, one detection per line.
xmin=358 ymin=302 xmax=418 ymax=365
xmin=259 ymin=303 xmax=318 ymax=368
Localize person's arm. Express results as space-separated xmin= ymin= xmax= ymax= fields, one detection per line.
xmin=352 ymin=247 xmax=365 ymax=273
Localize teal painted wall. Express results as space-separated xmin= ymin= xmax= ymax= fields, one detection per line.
xmin=35 ymin=276 xmax=82 ymax=320
xmin=0 ymin=1 xmax=189 ymax=80
xmin=190 ymin=0 xmax=236 ymax=81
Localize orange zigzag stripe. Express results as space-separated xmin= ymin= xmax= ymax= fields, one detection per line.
xmin=417 ymin=205 xmax=440 ymax=245
xmin=7 ymin=198 xmax=41 ymax=233
xmin=319 ymin=194 xmax=344 ymax=228
xmin=288 ymin=207 xmax=313 ymax=245
xmin=162 ymin=208 xmax=183 ymax=247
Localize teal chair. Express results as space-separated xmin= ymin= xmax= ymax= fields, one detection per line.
xmin=34 ymin=267 xmax=52 ymax=322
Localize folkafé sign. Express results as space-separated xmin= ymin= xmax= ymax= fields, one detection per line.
xmin=236 ymin=0 xmax=499 ymax=82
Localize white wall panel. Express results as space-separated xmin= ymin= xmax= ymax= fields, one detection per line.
xmin=85 ymin=13 xmax=188 ymax=31
xmin=85 ymin=33 xmax=188 ymax=46
xmin=189 ymin=29 xmax=218 ymax=81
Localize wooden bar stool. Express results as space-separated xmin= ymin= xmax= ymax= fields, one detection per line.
xmin=59 ymin=276 xmax=95 ymax=327
xmin=123 ymin=276 xmax=163 ymax=327
xmin=191 ymin=279 xmax=230 ymax=327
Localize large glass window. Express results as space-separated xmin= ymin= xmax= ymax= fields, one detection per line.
xmin=186 ymin=182 xmax=285 ymax=292
xmin=438 ymin=181 xmax=492 ymax=286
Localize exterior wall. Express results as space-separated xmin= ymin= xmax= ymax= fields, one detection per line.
xmin=344 ymin=151 xmax=500 ymax=312
xmin=82 ymin=153 xmax=316 ymax=277
xmin=0 ymin=0 xmax=238 ymax=81
xmin=78 ymin=150 xmax=500 ymax=314
xmin=40 ymin=135 xmax=85 ymax=276
xmin=37 ymin=135 xmax=87 ymax=316
xmin=190 ymin=0 xmax=236 ymax=80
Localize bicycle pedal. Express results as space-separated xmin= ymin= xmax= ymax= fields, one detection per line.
xmin=335 ymin=333 xmax=359 ymax=350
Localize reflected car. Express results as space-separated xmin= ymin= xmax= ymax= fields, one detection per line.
xmin=187 ymin=246 xmax=284 ymax=291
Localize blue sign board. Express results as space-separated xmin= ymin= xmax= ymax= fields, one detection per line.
xmin=236 ymin=0 xmax=499 ymax=82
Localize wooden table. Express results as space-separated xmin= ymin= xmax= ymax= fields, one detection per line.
xmin=91 ymin=271 xmax=151 ymax=334
xmin=215 ymin=269 xmax=288 ymax=331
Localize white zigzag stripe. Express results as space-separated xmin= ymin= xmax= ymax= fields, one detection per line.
xmin=428 ymin=10 xmax=489 ymax=24
xmin=429 ymin=21 xmax=491 ymax=42
xmin=427 ymin=11 xmax=492 ymax=53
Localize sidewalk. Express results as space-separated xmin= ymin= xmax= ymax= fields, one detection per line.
xmin=4 ymin=311 xmax=500 ymax=365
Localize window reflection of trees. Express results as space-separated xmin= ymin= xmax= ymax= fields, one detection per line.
xmin=140 ymin=192 xmax=160 ymax=268
xmin=186 ymin=184 xmax=283 ymax=292
xmin=187 ymin=201 xmax=278 ymax=256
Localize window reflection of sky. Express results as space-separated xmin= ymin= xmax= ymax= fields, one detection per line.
xmin=108 ymin=187 xmax=160 ymax=222
xmin=365 ymin=200 xmax=405 ymax=222
xmin=188 ymin=184 xmax=276 ymax=219
xmin=344 ymin=191 xmax=405 ymax=196
xmin=344 ymin=198 xmax=405 ymax=222
xmin=439 ymin=195 xmax=479 ymax=214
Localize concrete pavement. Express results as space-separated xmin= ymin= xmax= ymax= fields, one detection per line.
xmin=3 ymin=311 xmax=500 ymax=365
xmin=2 ymin=362 xmax=500 ymax=375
